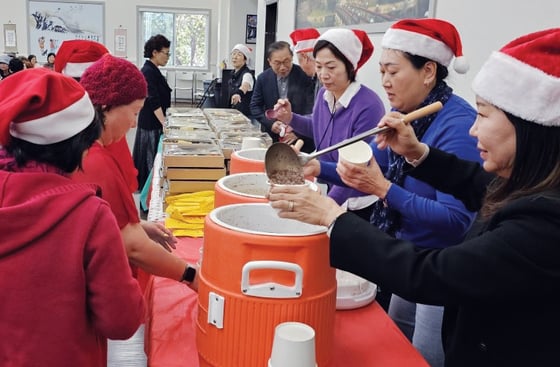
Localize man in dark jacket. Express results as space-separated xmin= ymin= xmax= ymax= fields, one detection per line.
xmin=250 ymin=41 xmax=315 ymax=153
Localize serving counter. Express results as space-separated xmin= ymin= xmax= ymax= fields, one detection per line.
xmin=142 ymin=236 xmax=428 ymax=367
xmin=144 ymin=153 xmax=428 ymax=367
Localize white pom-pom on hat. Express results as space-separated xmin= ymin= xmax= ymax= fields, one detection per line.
xmin=453 ymin=55 xmax=469 ymax=74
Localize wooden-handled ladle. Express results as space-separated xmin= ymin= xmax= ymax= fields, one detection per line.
xmin=265 ymin=101 xmax=443 ymax=176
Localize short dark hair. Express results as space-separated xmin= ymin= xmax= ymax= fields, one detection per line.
xmin=482 ymin=114 xmax=560 ymax=218
xmin=8 ymin=58 xmax=24 ymax=73
xmin=313 ymin=39 xmax=356 ymax=82
xmin=143 ymin=34 xmax=171 ymax=58
xmin=47 ymin=52 xmax=56 ymax=59
xmin=5 ymin=111 xmax=102 ymax=173
xmin=267 ymin=41 xmax=292 ymax=59
xmin=403 ymin=52 xmax=449 ymax=83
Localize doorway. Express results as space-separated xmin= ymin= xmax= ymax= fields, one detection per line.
xmin=263 ymin=2 xmax=277 ymax=70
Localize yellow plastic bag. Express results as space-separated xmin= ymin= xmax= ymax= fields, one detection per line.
xmin=164 ymin=191 xmax=215 ymax=237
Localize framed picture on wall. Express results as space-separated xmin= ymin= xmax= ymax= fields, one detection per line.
xmin=295 ymin=0 xmax=436 ymax=33
xmin=3 ymin=23 xmax=18 ymax=53
xmin=27 ymin=0 xmax=105 ymax=63
xmin=245 ymin=14 xmax=257 ymax=44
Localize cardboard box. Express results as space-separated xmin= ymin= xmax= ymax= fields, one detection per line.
xmin=165 ymin=179 xmax=218 ymax=194
xmin=163 ymin=154 xmax=225 ymax=168
xmin=164 ymin=167 xmax=226 ymax=180
xmin=163 ymin=140 xmax=224 ymax=168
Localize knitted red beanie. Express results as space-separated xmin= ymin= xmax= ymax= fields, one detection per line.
xmin=80 ymin=54 xmax=147 ymax=107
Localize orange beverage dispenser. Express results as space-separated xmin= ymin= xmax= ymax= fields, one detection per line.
xmin=229 ymin=148 xmax=266 ymax=174
xmin=197 ymin=203 xmax=336 ymax=367
xmin=213 ymin=172 xmax=270 ymax=208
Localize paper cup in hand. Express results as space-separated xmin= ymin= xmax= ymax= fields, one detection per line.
xmin=241 ymin=137 xmax=263 ymax=150
xmin=338 ymin=140 xmax=372 ymax=166
xmin=269 ymin=322 xmax=317 ymax=367
xmin=265 ymin=109 xmax=279 ymax=120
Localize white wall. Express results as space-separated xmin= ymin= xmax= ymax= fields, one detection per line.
xmin=3 ymin=0 xmax=559 ymax=107
xmin=0 ymin=0 xmax=257 ymax=74
xmin=262 ymin=0 xmax=560 ymax=109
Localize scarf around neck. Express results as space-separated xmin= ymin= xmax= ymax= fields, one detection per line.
xmin=370 ymin=81 xmax=453 ymax=236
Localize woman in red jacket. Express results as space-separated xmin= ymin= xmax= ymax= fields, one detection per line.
xmin=0 ymin=68 xmax=145 ymax=367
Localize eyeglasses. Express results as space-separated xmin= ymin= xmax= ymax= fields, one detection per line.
xmin=160 ymin=50 xmax=171 ymax=56
xmin=269 ymin=59 xmax=292 ymax=68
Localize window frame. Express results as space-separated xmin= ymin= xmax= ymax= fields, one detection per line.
xmin=137 ymin=6 xmax=211 ymax=70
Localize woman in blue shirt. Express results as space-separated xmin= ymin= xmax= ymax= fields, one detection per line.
xmin=305 ymin=19 xmax=481 ymax=366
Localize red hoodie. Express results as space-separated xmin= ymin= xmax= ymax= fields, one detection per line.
xmin=0 ymin=170 xmax=145 ymax=367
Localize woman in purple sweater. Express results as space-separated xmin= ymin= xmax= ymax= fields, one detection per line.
xmin=273 ymin=28 xmax=385 ymax=220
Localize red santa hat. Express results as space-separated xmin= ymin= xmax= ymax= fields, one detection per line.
xmin=472 ymin=28 xmax=560 ymax=127
xmin=382 ymin=18 xmax=469 ymax=74
xmin=0 ymin=68 xmax=94 ymax=145
xmin=317 ymin=28 xmax=374 ymax=71
xmin=80 ymin=54 xmax=147 ymax=107
xmin=290 ymin=28 xmax=320 ymax=53
xmin=54 ymin=40 xmax=109 ymax=78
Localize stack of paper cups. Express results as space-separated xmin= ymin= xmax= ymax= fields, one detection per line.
xmin=269 ymin=322 xmax=317 ymax=367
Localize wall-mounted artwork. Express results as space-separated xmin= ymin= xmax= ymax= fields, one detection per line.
xmin=28 ymin=0 xmax=104 ymax=63
xmin=245 ymin=14 xmax=257 ymax=44
xmin=3 ymin=23 xmax=18 ymax=53
xmin=295 ymin=0 xmax=435 ymax=33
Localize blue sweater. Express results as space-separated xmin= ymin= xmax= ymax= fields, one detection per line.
xmin=290 ymin=84 xmax=385 ymax=205
xmin=321 ymin=94 xmax=481 ymax=248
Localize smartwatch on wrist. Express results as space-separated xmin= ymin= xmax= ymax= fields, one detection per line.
xmin=181 ymin=265 xmax=196 ymax=284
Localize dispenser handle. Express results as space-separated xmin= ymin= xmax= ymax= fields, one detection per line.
xmin=241 ymin=260 xmax=303 ymax=298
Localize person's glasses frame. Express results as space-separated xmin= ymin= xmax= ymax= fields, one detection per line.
xmin=269 ymin=58 xmax=292 ymax=68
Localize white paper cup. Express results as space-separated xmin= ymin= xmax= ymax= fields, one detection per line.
xmin=241 ymin=137 xmax=263 ymax=150
xmin=338 ymin=140 xmax=373 ymax=166
xmin=269 ymin=322 xmax=317 ymax=367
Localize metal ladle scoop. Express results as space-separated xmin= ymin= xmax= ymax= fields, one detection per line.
xmin=265 ymin=101 xmax=443 ymax=179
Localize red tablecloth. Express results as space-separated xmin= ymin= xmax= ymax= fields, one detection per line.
xmin=143 ymin=237 xmax=429 ymax=367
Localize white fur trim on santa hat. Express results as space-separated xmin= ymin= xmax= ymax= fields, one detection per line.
xmin=62 ymin=61 xmax=96 ymax=78
xmin=9 ymin=92 xmax=95 ymax=144
xmin=294 ymin=38 xmax=316 ymax=53
xmin=232 ymin=44 xmax=252 ymax=60
xmin=382 ymin=28 xmax=454 ymax=67
xmin=472 ymin=51 xmax=560 ymax=127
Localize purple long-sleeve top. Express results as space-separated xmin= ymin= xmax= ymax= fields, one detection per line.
xmin=289 ymin=82 xmax=385 ymax=205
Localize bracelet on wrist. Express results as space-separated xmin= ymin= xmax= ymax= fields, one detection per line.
xmin=405 ymin=143 xmax=430 ymax=167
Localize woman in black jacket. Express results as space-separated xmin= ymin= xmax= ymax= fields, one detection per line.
xmin=268 ymin=28 xmax=560 ymax=366
xmin=133 ymin=34 xmax=172 ymax=192
xmin=228 ymin=44 xmax=254 ymax=118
